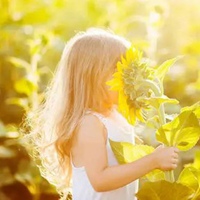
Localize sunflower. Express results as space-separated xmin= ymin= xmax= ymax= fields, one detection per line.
xmin=107 ymin=47 xmax=155 ymax=125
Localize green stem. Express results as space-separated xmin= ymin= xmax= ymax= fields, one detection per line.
xmin=158 ymin=105 xmax=166 ymax=124
xmin=159 ymin=103 xmax=175 ymax=182
xmin=141 ymin=79 xmax=162 ymax=96
xmin=142 ymin=79 xmax=175 ymax=182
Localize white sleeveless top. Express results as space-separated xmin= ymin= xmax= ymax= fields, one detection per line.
xmin=71 ymin=108 xmax=139 ymax=200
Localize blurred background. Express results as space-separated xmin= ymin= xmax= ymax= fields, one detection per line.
xmin=0 ymin=0 xmax=200 ymax=199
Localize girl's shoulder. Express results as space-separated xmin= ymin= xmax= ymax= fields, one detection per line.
xmin=74 ymin=112 xmax=107 ymax=143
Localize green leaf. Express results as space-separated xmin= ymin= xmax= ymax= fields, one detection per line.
xmin=145 ymin=169 xmax=165 ymax=182
xmin=136 ymin=180 xmax=194 ymax=200
xmin=155 ymin=57 xmax=181 ymax=83
xmin=7 ymin=57 xmax=30 ymax=70
xmin=109 ymin=139 xmax=154 ymax=164
xmin=6 ymin=97 xmax=29 ymax=110
xmin=137 ymin=95 xmax=179 ymax=109
xmin=194 ymin=195 xmax=200 ymax=200
xmin=109 ymin=140 xmax=165 ymax=181
xmin=177 ymin=167 xmax=200 ymax=193
xmin=14 ymin=78 xmax=37 ymax=96
xmin=176 ymin=127 xmax=200 ymax=150
xmin=156 ymin=110 xmax=200 ymax=150
xmin=181 ymin=101 xmax=200 ymax=119
xmin=183 ymin=150 xmax=200 ymax=199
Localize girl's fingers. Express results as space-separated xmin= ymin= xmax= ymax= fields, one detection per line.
xmin=172 ymin=153 xmax=179 ymax=159
xmin=173 ymin=147 xmax=179 ymax=153
xmin=172 ymin=158 xmax=179 ymax=164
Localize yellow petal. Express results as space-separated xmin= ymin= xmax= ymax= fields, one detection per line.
xmin=121 ymin=55 xmax=127 ymax=65
xmin=136 ymin=109 xmax=145 ymax=122
xmin=128 ymin=108 xmax=136 ymax=125
xmin=117 ymin=62 xmax=123 ymax=72
xmin=126 ymin=48 xmax=133 ymax=63
xmin=106 ymin=79 xmax=122 ymax=91
xmin=113 ymin=72 xmax=122 ymax=79
xmin=118 ymin=91 xmax=129 ymax=116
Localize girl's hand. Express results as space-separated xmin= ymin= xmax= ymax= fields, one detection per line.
xmin=152 ymin=145 xmax=179 ymax=171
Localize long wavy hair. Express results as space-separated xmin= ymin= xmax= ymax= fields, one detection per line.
xmin=23 ymin=28 xmax=130 ymax=199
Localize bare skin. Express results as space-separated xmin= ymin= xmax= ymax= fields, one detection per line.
xmin=71 ymin=114 xmax=179 ymax=192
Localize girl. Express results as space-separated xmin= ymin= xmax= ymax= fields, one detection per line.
xmin=25 ymin=28 xmax=179 ymax=200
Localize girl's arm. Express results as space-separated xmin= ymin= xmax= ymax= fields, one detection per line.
xmin=71 ymin=114 xmax=179 ymax=192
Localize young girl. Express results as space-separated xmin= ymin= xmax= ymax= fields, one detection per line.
xmin=25 ymin=28 xmax=179 ymax=200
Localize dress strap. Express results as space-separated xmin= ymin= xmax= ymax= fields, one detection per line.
xmin=91 ymin=112 xmax=107 ymax=123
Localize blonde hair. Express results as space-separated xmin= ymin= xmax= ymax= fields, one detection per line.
xmin=23 ymin=28 xmax=130 ymax=199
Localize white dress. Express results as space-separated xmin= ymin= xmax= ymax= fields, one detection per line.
xmin=71 ymin=108 xmax=139 ymax=200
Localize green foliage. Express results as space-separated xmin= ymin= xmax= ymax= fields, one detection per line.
xmin=137 ymin=95 xmax=179 ymax=109
xmin=178 ymin=167 xmax=200 ymax=195
xmin=156 ymin=108 xmax=200 ymax=151
xmin=0 ymin=121 xmax=59 ymax=199
xmin=136 ymin=180 xmax=194 ymax=200
xmin=14 ymin=78 xmax=38 ymax=96
xmin=154 ymin=57 xmax=181 ymax=84
xmin=0 ymin=120 xmax=55 ymax=200
xmin=109 ymin=139 xmax=165 ymax=182
xmin=177 ymin=151 xmax=200 ymax=200
xmin=109 ymin=139 xmax=154 ymax=164
xmin=1 ymin=0 xmax=200 ymax=199
xmin=8 ymin=57 xmax=31 ymax=70
xmin=181 ymin=102 xmax=200 ymax=119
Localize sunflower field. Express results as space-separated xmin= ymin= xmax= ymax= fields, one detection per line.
xmin=0 ymin=0 xmax=200 ymax=199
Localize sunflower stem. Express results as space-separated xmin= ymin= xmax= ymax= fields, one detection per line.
xmin=158 ymin=105 xmax=175 ymax=182
xmin=140 ymin=79 xmax=162 ymax=96
xmin=142 ymin=79 xmax=175 ymax=182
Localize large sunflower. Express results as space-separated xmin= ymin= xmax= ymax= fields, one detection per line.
xmin=107 ymin=47 xmax=155 ymax=125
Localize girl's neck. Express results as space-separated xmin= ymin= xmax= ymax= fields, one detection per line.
xmin=99 ymin=104 xmax=118 ymax=117
xmin=87 ymin=104 xmax=118 ymax=117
